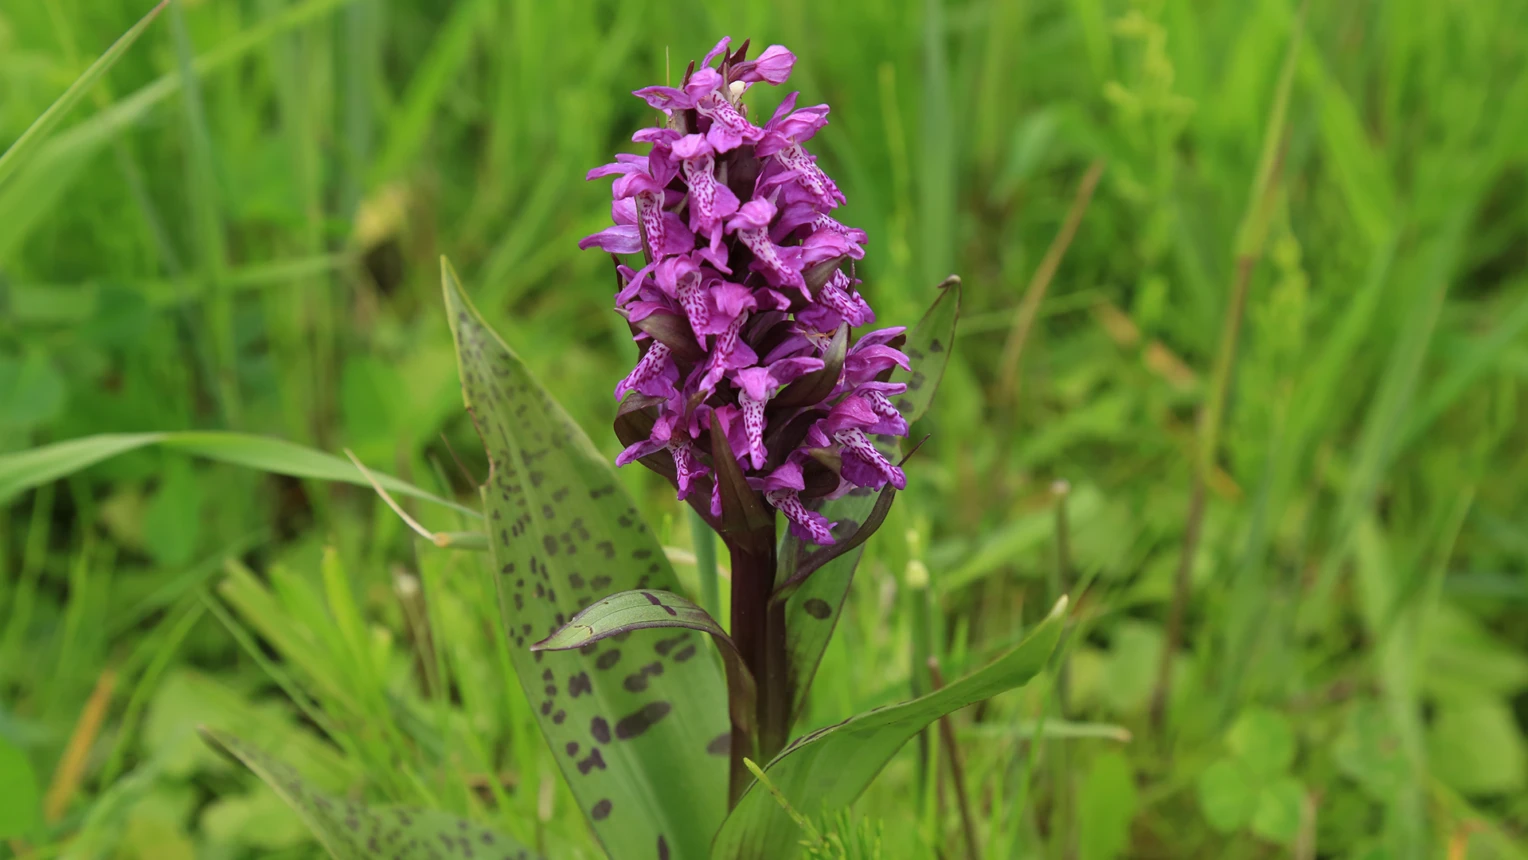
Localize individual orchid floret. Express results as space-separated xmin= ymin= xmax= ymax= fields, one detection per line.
xmin=809 ymin=396 xmax=907 ymax=492
xmin=734 ymin=357 xmax=823 ymax=469
xmin=757 ymin=95 xmax=845 ymax=209
xmin=671 ymin=134 xmax=740 ymax=264
xmin=728 ymin=199 xmax=806 ymax=293
xmin=755 ymin=460 xmax=836 ymax=545
xmin=731 ymin=44 xmax=796 ymax=86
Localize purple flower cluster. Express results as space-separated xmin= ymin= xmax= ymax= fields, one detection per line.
xmin=580 ymin=38 xmax=909 ymax=545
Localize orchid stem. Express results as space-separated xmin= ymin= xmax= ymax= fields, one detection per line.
xmin=728 ymin=511 xmax=789 ymax=797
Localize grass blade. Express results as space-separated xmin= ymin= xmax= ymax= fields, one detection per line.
xmin=0 ymin=1 xmax=168 ymax=191
xmin=0 ymin=431 xmax=474 ymax=517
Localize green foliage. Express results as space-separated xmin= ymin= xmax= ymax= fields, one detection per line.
xmin=0 ymin=431 xmax=471 ymax=513
xmin=445 ymin=260 xmax=731 ymax=859
xmin=201 ymin=728 xmax=542 ymax=859
xmin=0 ymin=734 xmax=42 ymax=840
xmin=1197 ymin=707 xmax=1306 ymax=845
xmin=779 ymin=277 xmax=961 ymax=724
xmin=712 ymin=599 xmax=1065 ymax=859
xmin=1077 ymin=751 xmax=1137 ymax=860
xmin=1 ymin=0 xmax=1526 ymax=857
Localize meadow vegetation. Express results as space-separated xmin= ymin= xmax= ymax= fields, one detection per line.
xmin=1 ymin=0 xmax=1525 ymax=857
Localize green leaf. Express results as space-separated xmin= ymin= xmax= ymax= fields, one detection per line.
xmin=443 ymin=258 xmax=729 ymax=860
xmin=1226 ymin=707 xmax=1296 ymax=779
xmin=0 ymin=1 xmax=168 ymax=191
xmin=709 ymin=417 xmax=774 ymax=553
xmin=143 ymin=456 xmax=203 ymax=567
xmin=1250 ymin=776 xmax=1306 ymax=847
xmin=0 ymin=431 xmax=473 ymax=516
xmin=1196 ymin=758 xmax=1256 ymax=834
xmin=888 ymin=275 xmax=962 ymax=425
xmin=0 ymin=735 xmax=41 ymax=840
xmin=532 ymin=588 xmax=758 ymax=802
xmin=711 ymin=596 xmax=1063 ymax=860
xmin=778 ymin=277 xmax=962 ymax=726
xmin=1427 ymin=699 xmax=1527 ymax=795
xmin=1077 ymin=751 xmax=1138 ymax=860
xmin=533 ymin=589 xmax=734 ymax=650
xmin=0 ymin=352 xmax=68 ymax=434
xmin=1333 ymin=702 xmax=1410 ymax=800
xmin=199 ymin=728 xmax=541 ymax=859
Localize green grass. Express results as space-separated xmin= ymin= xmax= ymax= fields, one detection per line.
xmin=2 ymin=0 xmax=1526 ymax=857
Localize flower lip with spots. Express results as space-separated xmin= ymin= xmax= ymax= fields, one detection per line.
xmin=581 ymin=36 xmax=910 ymax=546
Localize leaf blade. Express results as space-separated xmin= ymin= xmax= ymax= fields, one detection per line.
xmin=443 ymin=258 xmax=728 ymax=860
xmin=0 ymin=1 xmax=168 ymax=190
xmin=0 ymin=431 xmax=474 ymax=517
xmin=532 ymin=589 xmax=731 ymax=651
xmin=779 ymin=277 xmax=963 ymax=725
xmin=711 ymin=597 xmax=1066 ymax=859
xmin=199 ymin=728 xmax=541 ymax=860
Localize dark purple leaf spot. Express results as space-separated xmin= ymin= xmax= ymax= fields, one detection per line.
xmin=577 ymin=748 xmax=607 ymax=774
xmin=673 ymin=643 xmax=696 ymax=662
xmin=596 ymin=649 xmax=622 ymax=670
xmin=568 ymin=672 xmax=592 ymax=697
xmin=803 ymin=598 xmax=833 ymax=619
xmin=591 ymin=717 xmax=611 ymax=744
xmin=615 ymin=701 xmax=672 ymax=739
xmin=642 ymin=591 xmax=679 ymax=616
xmin=591 ymin=799 xmax=612 ymax=820
xmin=706 ymin=733 xmax=731 ymax=756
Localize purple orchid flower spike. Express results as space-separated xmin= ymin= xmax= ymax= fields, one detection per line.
xmin=580 ymin=37 xmax=912 ymax=546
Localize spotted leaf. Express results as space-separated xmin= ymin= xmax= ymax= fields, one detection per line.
xmin=199 ymin=728 xmax=541 ymax=860
xmin=778 ymin=276 xmax=961 ymax=726
xmin=533 ymin=588 xmax=758 ymax=804
xmin=711 ymin=596 xmax=1065 ymax=860
xmin=443 ymin=259 xmax=729 ymax=860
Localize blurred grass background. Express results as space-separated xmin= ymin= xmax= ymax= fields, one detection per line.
xmin=1 ymin=0 xmax=1526 ymax=857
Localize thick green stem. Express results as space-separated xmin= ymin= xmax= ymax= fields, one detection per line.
xmin=728 ymin=510 xmax=787 ymax=797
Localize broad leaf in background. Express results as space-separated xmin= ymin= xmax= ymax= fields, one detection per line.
xmin=199 ymin=728 xmax=541 ymax=860
xmin=0 ymin=734 xmax=41 ymax=840
xmin=0 ymin=431 xmax=473 ymax=516
xmin=443 ymin=259 xmax=730 ymax=860
xmin=712 ymin=595 xmax=1063 ymax=860
xmin=779 ymin=276 xmax=962 ymax=725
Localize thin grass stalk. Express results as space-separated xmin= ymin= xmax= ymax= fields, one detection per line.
xmin=996 ymin=161 xmax=1106 ymax=406
xmin=1148 ymin=0 xmax=1305 ymax=732
xmin=1048 ymin=480 xmax=1074 ymax=859
xmin=929 ymin=658 xmax=981 ymax=860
